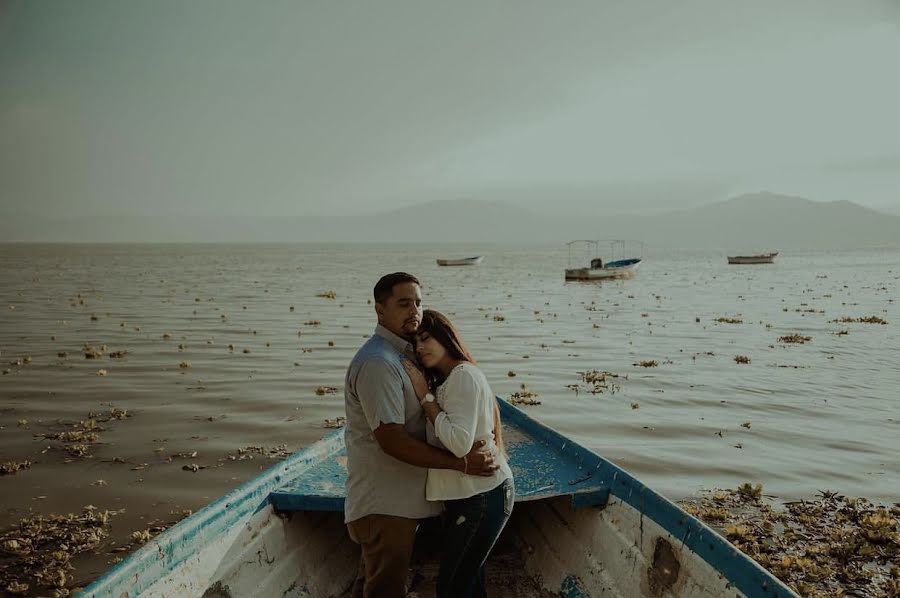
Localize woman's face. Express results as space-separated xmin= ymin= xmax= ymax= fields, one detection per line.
xmin=415 ymin=330 xmax=448 ymax=369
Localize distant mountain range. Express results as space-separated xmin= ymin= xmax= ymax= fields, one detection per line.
xmin=4 ymin=192 xmax=900 ymax=248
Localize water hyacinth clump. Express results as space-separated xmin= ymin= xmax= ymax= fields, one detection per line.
xmin=681 ymin=485 xmax=900 ymax=597
xmin=0 ymin=507 xmax=120 ymax=597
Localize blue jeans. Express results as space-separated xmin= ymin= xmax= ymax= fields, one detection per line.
xmin=437 ymin=478 xmax=514 ymax=598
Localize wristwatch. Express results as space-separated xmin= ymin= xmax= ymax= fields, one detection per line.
xmin=421 ymin=393 xmax=436 ymax=404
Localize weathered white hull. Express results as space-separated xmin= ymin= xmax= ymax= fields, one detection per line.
xmin=82 ymin=399 xmax=797 ymax=597
xmin=566 ymin=262 xmax=639 ymax=280
xmin=436 ymin=256 xmax=484 ymax=266
xmin=83 ymin=496 xmax=784 ymax=598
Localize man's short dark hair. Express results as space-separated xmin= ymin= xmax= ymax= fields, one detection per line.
xmin=373 ymin=272 xmax=420 ymax=304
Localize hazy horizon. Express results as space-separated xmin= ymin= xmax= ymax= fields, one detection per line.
xmin=3 ymin=0 xmax=900 ymax=240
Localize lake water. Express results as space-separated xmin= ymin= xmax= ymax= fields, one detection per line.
xmin=1 ymin=243 xmax=898 ymax=586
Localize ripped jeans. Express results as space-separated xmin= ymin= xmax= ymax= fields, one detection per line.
xmin=437 ymin=478 xmax=514 ymax=598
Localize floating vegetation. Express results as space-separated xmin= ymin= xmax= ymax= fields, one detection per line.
xmin=507 ymin=371 xmax=516 ymax=377
xmin=715 ymin=317 xmax=743 ymax=324
xmin=734 ymin=355 xmax=751 ymax=364
xmin=323 ymin=417 xmax=346 ymax=429
xmin=509 ymin=384 xmax=541 ymax=406
xmin=33 ymin=408 xmax=131 ymax=461
xmin=108 ymin=350 xmax=128 ymax=359
xmin=221 ymin=445 xmax=291 ymax=461
xmin=82 ymin=345 xmax=103 ymax=359
xmin=577 ymin=370 xmax=621 ymax=394
xmin=832 ymin=330 xmax=849 ymax=336
xmin=0 ymin=506 xmax=120 ymax=597
xmin=680 ymin=485 xmax=900 ymax=597
xmin=95 ymin=369 xmax=108 ymax=377
xmin=179 ymin=361 xmax=191 ymax=368
xmin=315 ymin=385 xmax=339 ymax=396
xmin=0 ymin=460 xmax=31 ymax=476
xmin=778 ymin=334 xmax=812 ymax=344
xmin=634 ymin=360 xmax=659 ymax=368
xmin=830 ymin=316 xmax=888 ymax=325
xmin=304 ymin=320 xmax=321 ymax=326
xmin=316 ymin=290 xmax=337 ymax=299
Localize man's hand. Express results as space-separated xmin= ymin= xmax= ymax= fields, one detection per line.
xmin=460 ymin=439 xmax=498 ymax=476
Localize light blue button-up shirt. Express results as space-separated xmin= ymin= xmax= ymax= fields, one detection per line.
xmin=343 ymin=325 xmax=443 ymax=523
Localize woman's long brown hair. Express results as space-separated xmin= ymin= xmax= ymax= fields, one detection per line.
xmin=417 ymin=309 xmax=505 ymax=455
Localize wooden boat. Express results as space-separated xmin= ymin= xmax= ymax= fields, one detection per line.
xmin=565 ymin=257 xmax=642 ymax=281
xmin=436 ymin=256 xmax=484 ymax=266
xmin=82 ymin=399 xmax=798 ymax=597
xmin=727 ymin=252 xmax=778 ymax=265
xmin=565 ymin=240 xmax=644 ymax=281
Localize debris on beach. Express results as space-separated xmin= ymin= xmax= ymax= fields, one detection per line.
xmin=778 ymin=334 xmax=812 ymax=344
xmin=680 ymin=485 xmax=900 ymax=597
xmin=509 ymin=384 xmax=541 ymax=406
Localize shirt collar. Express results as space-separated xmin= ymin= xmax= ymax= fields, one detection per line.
xmin=375 ymin=324 xmax=415 ymax=357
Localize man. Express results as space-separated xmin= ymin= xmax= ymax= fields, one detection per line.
xmin=344 ymin=272 xmax=497 ymax=598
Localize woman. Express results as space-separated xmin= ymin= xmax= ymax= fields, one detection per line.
xmin=401 ymin=309 xmax=514 ymax=598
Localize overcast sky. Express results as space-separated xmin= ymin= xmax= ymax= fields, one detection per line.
xmin=2 ymin=0 xmax=899 ymax=226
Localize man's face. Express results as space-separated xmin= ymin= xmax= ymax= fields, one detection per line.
xmin=376 ymin=282 xmax=422 ymax=339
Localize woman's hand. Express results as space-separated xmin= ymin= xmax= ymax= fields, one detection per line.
xmin=401 ymin=359 xmax=429 ymax=400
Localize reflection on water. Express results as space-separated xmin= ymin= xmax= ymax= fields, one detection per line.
xmin=1 ymin=243 xmax=898 ymax=582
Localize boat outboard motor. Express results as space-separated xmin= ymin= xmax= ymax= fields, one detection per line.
xmin=591 ymin=258 xmax=603 ymax=269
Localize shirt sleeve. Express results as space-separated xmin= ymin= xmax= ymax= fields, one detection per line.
xmin=355 ymin=359 xmax=405 ymax=431
xmin=433 ymin=368 xmax=482 ymax=458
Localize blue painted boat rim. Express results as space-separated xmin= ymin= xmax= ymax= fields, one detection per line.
xmin=497 ymin=399 xmax=798 ymax=597
xmin=81 ymin=428 xmax=346 ymax=596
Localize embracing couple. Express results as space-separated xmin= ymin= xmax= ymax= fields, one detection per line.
xmin=344 ymin=272 xmax=514 ymax=598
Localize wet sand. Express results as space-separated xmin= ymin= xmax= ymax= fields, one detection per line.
xmin=1 ymin=243 xmax=898 ymax=592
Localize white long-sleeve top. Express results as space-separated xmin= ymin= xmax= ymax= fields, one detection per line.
xmin=425 ymin=363 xmax=513 ymax=501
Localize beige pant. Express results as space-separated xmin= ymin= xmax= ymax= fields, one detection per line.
xmin=347 ymin=514 xmax=419 ymax=598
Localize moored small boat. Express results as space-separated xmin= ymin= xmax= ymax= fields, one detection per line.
xmin=436 ymin=256 xmax=484 ymax=266
xmin=565 ymin=257 xmax=642 ymax=280
xmin=727 ymin=252 xmax=778 ymax=265
xmin=566 ymin=240 xmax=644 ymax=281
xmin=82 ymin=399 xmax=798 ymax=597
